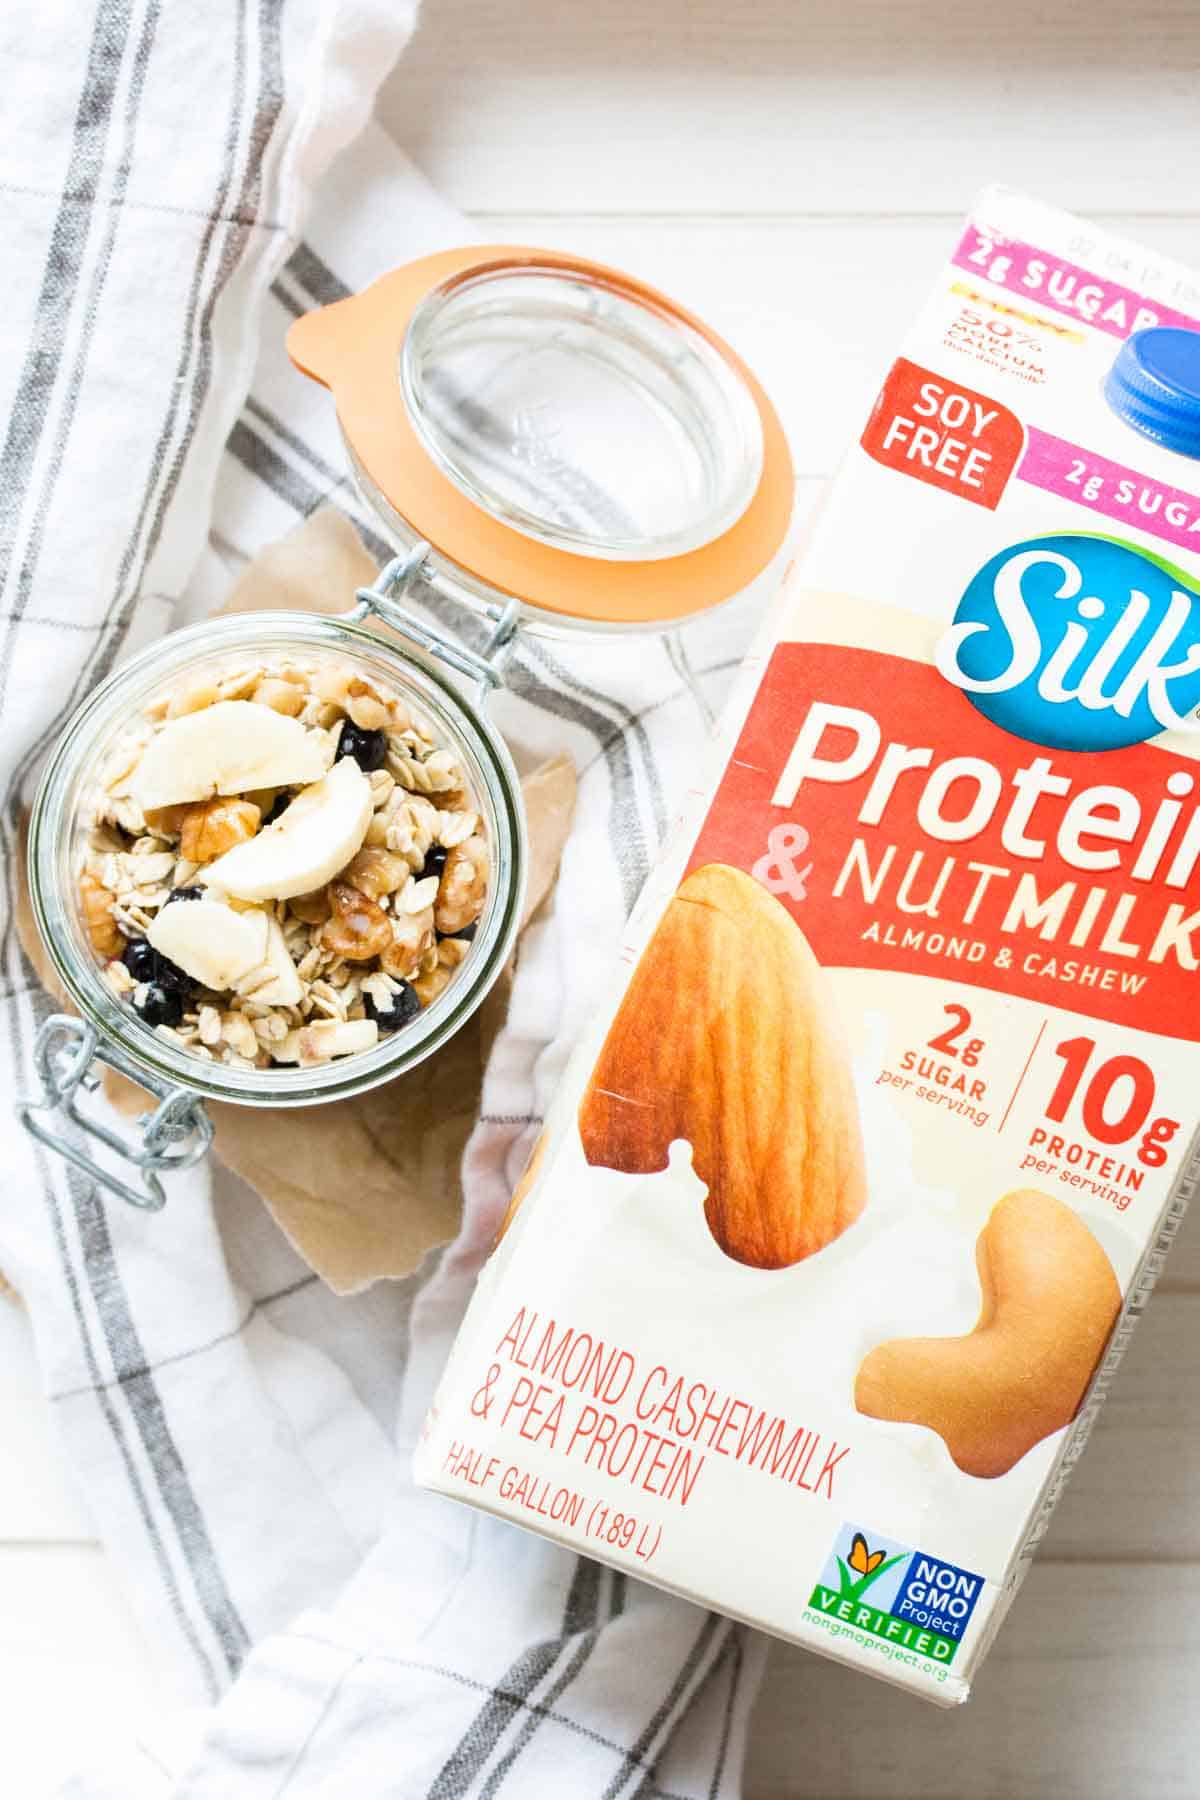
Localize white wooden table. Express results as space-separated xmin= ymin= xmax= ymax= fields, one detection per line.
xmin=5 ymin=1 xmax=1200 ymax=1792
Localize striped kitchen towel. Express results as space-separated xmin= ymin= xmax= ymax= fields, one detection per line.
xmin=0 ymin=4 xmax=777 ymax=1795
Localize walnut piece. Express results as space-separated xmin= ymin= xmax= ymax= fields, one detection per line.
xmin=166 ymin=680 xmax=219 ymax=719
xmin=142 ymin=802 xmax=189 ymax=837
xmin=320 ymin=881 xmax=394 ymax=962
xmin=289 ymin=886 xmax=331 ymax=926
xmin=380 ymin=905 xmax=435 ymax=979
xmin=412 ymin=961 xmax=454 ymax=1007
xmin=342 ymin=845 xmax=408 ymax=901
xmin=434 ymin=835 xmax=488 ymax=935
xmin=179 ymin=796 xmax=261 ymax=863
xmin=80 ymin=869 xmax=124 ymax=958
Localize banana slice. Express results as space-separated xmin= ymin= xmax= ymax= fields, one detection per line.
xmin=200 ymin=758 xmax=372 ymax=902
xmin=147 ymin=898 xmax=270 ymax=992
xmin=133 ymin=702 xmax=328 ymax=809
xmin=276 ymin=1019 xmax=379 ymax=1065
xmin=235 ymin=917 xmax=302 ymax=1007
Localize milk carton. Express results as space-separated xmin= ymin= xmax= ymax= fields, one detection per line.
xmin=415 ymin=189 xmax=1200 ymax=1703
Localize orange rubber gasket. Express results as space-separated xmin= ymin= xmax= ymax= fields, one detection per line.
xmin=286 ymin=245 xmax=794 ymax=627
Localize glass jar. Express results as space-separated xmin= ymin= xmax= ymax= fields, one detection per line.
xmin=20 ymin=245 xmax=793 ymax=1209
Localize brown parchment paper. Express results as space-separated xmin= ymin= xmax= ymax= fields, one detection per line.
xmin=15 ymin=509 xmax=576 ymax=1293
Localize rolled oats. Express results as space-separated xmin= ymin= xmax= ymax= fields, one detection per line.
xmin=253 ymin=677 xmax=304 ymax=716
xmin=360 ymin=970 xmax=400 ymax=1007
xmin=295 ymin=944 xmax=324 ymax=984
xmin=253 ymin=1012 xmax=290 ymax=1045
xmin=104 ymin=958 xmax=135 ymax=997
xmin=197 ymin=1006 xmax=222 ymax=1046
xmin=112 ymin=899 xmax=157 ymax=936
xmin=346 ymin=691 xmax=389 ymax=732
xmin=435 ymin=809 xmax=478 ymax=849
xmin=367 ymin=766 xmax=395 ymax=811
xmin=215 ymin=667 xmax=261 ymax=703
xmin=166 ymin=680 xmax=219 ymax=718
xmin=388 ymin=746 xmax=460 ymax=794
xmin=307 ymin=978 xmax=347 ymax=1020
xmin=101 ymin=795 xmax=148 ymax=836
xmin=399 ymin=874 xmax=439 ymax=914
xmin=379 ymin=794 xmax=439 ymax=866
xmin=220 ymin=1012 xmax=260 ymax=1059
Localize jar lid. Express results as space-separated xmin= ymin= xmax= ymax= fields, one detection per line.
xmin=287 ymin=247 xmax=794 ymax=628
xmin=1104 ymin=326 xmax=1200 ymax=460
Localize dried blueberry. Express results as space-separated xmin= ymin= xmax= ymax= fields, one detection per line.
xmin=263 ymin=793 xmax=290 ymax=825
xmin=134 ymin=982 xmax=184 ymax=1028
xmin=334 ymin=722 xmax=388 ymax=772
xmin=122 ymin=937 xmax=159 ymax=983
xmin=420 ymin=844 xmax=448 ymax=881
xmin=154 ymin=954 xmax=195 ymax=994
xmin=363 ymin=981 xmax=422 ymax=1033
xmin=165 ymin=885 xmax=204 ymax=903
xmin=122 ymin=934 xmax=193 ymax=995
xmin=441 ymin=921 xmax=477 ymax=943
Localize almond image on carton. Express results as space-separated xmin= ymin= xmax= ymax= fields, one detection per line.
xmin=578 ymin=863 xmax=866 ymax=1269
xmin=855 ymin=1189 xmax=1121 ymax=1478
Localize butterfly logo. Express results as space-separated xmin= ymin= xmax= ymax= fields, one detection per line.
xmin=834 ymin=1529 xmax=907 ymax=1601
xmin=848 ymin=1533 xmax=886 ymax=1577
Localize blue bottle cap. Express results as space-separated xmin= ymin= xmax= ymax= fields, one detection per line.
xmin=1104 ymin=325 xmax=1200 ymax=460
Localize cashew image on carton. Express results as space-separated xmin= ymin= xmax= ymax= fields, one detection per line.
xmin=854 ymin=1189 xmax=1121 ymax=1479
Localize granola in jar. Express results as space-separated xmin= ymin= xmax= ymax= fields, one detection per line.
xmin=75 ymin=656 xmax=490 ymax=1070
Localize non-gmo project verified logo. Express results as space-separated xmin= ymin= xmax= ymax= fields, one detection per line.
xmin=807 ymin=1524 xmax=985 ymax=1666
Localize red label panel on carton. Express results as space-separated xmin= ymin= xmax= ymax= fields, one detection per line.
xmin=861 ymin=358 xmax=1024 ymax=508
xmin=689 ymin=644 xmax=1200 ymax=1044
